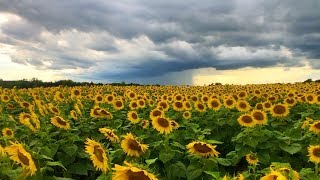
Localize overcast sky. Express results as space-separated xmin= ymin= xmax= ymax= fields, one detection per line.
xmin=0 ymin=0 xmax=320 ymax=85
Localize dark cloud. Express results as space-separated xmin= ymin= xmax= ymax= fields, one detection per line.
xmin=0 ymin=0 xmax=319 ymax=83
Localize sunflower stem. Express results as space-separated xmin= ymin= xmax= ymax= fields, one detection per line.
xmin=164 ymin=135 xmax=170 ymax=150
xmin=253 ymin=165 xmax=257 ymax=180
xmin=316 ymin=163 xmax=319 ymax=175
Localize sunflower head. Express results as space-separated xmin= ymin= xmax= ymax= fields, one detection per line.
xmin=183 ymin=111 xmax=192 ymax=120
xmin=308 ymin=144 xmax=320 ymax=164
xmin=2 ymin=128 xmax=14 ymax=138
xmin=309 ymin=121 xmax=320 ymax=135
xmin=99 ymin=128 xmax=120 ymax=143
xmin=251 ymin=110 xmax=268 ymax=125
xmin=121 ymin=133 xmax=148 ymax=157
xmin=85 ymin=138 xmax=109 ymax=173
xmin=149 ymin=108 xmax=164 ymax=121
xmin=194 ymin=102 xmax=207 ymax=112
xmin=128 ymin=111 xmax=140 ymax=124
xmin=237 ymin=114 xmax=256 ymax=127
xmin=51 ymin=116 xmax=70 ymax=130
xmin=113 ymin=99 xmax=124 ymax=110
xmin=186 ymin=141 xmax=220 ymax=157
xmin=270 ymin=104 xmax=289 ymax=118
xmin=245 ymin=153 xmax=259 ymax=165
xmin=173 ymin=101 xmax=184 ymax=111
xmin=236 ymin=100 xmax=251 ymax=112
xmin=152 ymin=116 xmax=173 ymax=134
xmin=112 ymin=161 xmax=158 ymax=180
xmin=141 ymin=120 xmax=150 ymax=129
xmin=208 ymin=98 xmax=221 ymax=111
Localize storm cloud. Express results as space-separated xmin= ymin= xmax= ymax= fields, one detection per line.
xmin=0 ymin=0 xmax=319 ymax=84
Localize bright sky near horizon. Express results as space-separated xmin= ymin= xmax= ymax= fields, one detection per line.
xmin=0 ymin=0 xmax=320 ymax=85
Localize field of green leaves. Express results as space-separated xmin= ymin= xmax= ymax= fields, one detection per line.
xmin=0 ymin=83 xmax=320 ymax=179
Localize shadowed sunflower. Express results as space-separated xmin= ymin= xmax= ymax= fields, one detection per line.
xmin=98 ymin=109 xmax=113 ymax=119
xmin=186 ymin=141 xmax=220 ymax=157
xmin=127 ymin=111 xmax=140 ymax=124
xmin=251 ymin=110 xmax=268 ymax=125
xmin=301 ymin=117 xmax=313 ymax=129
xmin=121 ymin=133 xmax=148 ymax=157
xmin=255 ymin=102 xmax=264 ymax=110
xmin=2 ymin=128 xmax=14 ymax=138
xmin=152 ymin=116 xmax=173 ymax=134
xmin=308 ymin=145 xmax=320 ymax=164
xmin=309 ymin=121 xmax=320 ymax=135
xmin=208 ymin=98 xmax=221 ymax=111
xmin=149 ymin=108 xmax=164 ymax=121
xmin=237 ymin=114 xmax=256 ymax=127
xmin=70 ymin=110 xmax=78 ymax=120
xmin=245 ymin=153 xmax=259 ymax=165
xmin=183 ymin=111 xmax=192 ymax=120
xmin=99 ymin=128 xmax=119 ymax=143
xmin=270 ymin=104 xmax=289 ymax=118
xmin=112 ymin=161 xmax=158 ymax=180
xmin=85 ymin=138 xmax=109 ymax=173
xmin=141 ymin=120 xmax=150 ymax=129
xmin=5 ymin=142 xmax=37 ymax=176
xmin=51 ymin=116 xmax=70 ymax=130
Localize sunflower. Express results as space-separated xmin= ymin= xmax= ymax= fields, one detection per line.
xmin=99 ymin=128 xmax=119 ymax=143
xmin=255 ymin=102 xmax=264 ymax=110
xmin=224 ymin=98 xmax=236 ymax=109
xmin=277 ymin=168 xmax=300 ymax=180
xmin=284 ymin=98 xmax=297 ymax=107
xmin=157 ymin=101 xmax=170 ymax=111
xmin=1 ymin=94 xmax=10 ymax=102
xmin=270 ymin=104 xmax=289 ymax=118
xmin=173 ymin=101 xmax=184 ymax=111
xmin=95 ymin=95 xmax=104 ymax=104
xmin=121 ymin=133 xmax=148 ymax=157
xmin=237 ymin=114 xmax=256 ymax=127
xmin=105 ymin=94 xmax=114 ymax=104
xmin=305 ymin=94 xmax=316 ymax=104
xmin=90 ymin=106 xmax=102 ymax=118
xmin=138 ymin=99 xmax=146 ymax=108
xmin=251 ymin=110 xmax=268 ymax=125
xmin=70 ymin=110 xmax=78 ymax=120
xmin=127 ymin=111 xmax=140 ymax=124
xmin=71 ymin=88 xmax=81 ymax=98
xmin=263 ymin=101 xmax=273 ymax=111
xmin=2 ymin=128 xmax=14 ymax=138
xmin=245 ymin=153 xmax=259 ymax=165
xmin=309 ymin=121 xmax=320 ymax=135
xmin=308 ymin=145 xmax=320 ymax=164
xmin=170 ymin=120 xmax=180 ymax=130
xmin=113 ymin=99 xmax=124 ymax=110
xmin=141 ymin=120 xmax=150 ymax=129
xmin=98 ymin=109 xmax=113 ymax=120
xmin=149 ymin=108 xmax=164 ymax=121
xmin=51 ymin=116 xmax=70 ymax=130
xmin=183 ymin=111 xmax=192 ymax=120
xmin=236 ymin=100 xmax=251 ymax=112
xmin=194 ymin=101 xmax=207 ymax=112
xmin=48 ymin=103 xmax=60 ymax=115
xmin=129 ymin=100 xmax=139 ymax=110
xmin=5 ymin=142 xmax=37 ymax=176
xmin=301 ymin=117 xmax=312 ymax=129
xmin=186 ymin=141 xmax=220 ymax=157
xmin=85 ymin=138 xmax=109 ymax=173
xmin=152 ymin=116 xmax=173 ymax=134
xmin=18 ymin=112 xmax=40 ymax=132
xmin=208 ymin=98 xmax=221 ymax=111
xmin=112 ymin=161 xmax=158 ymax=180
xmin=260 ymin=170 xmax=287 ymax=180
xmin=183 ymin=101 xmax=192 ymax=111
xmin=54 ymin=91 xmax=65 ymax=102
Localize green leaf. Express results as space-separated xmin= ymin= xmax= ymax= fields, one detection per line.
xmin=168 ymin=161 xmax=187 ymax=178
xmin=216 ymin=158 xmax=232 ymax=166
xmin=52 ymin=176 xmax=75 ymax=180
xmin=67 ymin=160 xmax=89 ymax=176
xmin=46 ymin=161 xmax=67 ymax=171
xmin=145 ymin=158 xmax=158 ymax=166
xmin=279 ymin=143 xmax=302 ymax=154
xmin=187 ymin=165 xmax=202 ymax=180
xmin=204 ymin=171 xmax=220 ymax=179
xmin=159 ymin=149 xmax=175 ymax=163
xmin=206 ymin=140 xmax=223 ymax=144
xmin=62 ymin=144 xmax=78 ymax=156
xmin=171 ymin=141 xmax=186 ymax=149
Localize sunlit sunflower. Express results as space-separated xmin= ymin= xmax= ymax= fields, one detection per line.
xmin=208 ymin=98 xmax=221 ymax=111
xmin=263 ymin=101 xmax=273 ymax=111
xmin=305 ymin=94 xmax=317 ymax=104
xmin=170 ymin=120 xmax=180 ymax=130
xmin=270 ymin=104 xmax=290 ymax=118
xmin=99 ymin=128 xmax=119 ymax=143
xmin=54 ymin=91 xmax=65 ymax=102
xmin=2 ymin=128 xmax=14 ymax=138
xmin=157 ymin=101 xmax=170 ymax=111
xmin=51 ymin=116 xmax=70 ymax=130
xmin=105 ymin=94 xmax=114 ymax=104
xmin=149 ymin=108 xmax=164 ymax=121
xmin=309 ymin=121 xmax=320 ymax=135
xmin=5 ymin=142 xmax=37 ymax=176
xmin=95 ymin=94 xmax=104 ymax=104
xmin=173 ymin=101 xmax=184 ymax=111
xmin=277 ymin=168 xmax=300 ymax=180
xmin=251 ymin=110 xmax=268 ymax=125
xmin=127 ymin=111 xmax=140 ymax=124
xmin=183 ymin=111 xmax=192 ymax=120
xmin=152 ymin=116 xmax=173 ymax=134
xmin=18 ymin=112 xmax=40 ymax=132
xmin=112 ymin=161 xmax=158 ymax=180
xmin=1 ymin=94 xmax=10 ymax=102
xmin=284 ymin=98 xmax=297 ymax=107
xmin=224 ymin=98 xmax=236 ymax=109
xmin=308 ymin=145 xmax=320 ymax=164
xmin=236 ymin=100 xmax=251 ymax=112
xmin=90 ymin=106 xmax=101 ymax=118
xmin=141 ymin=120 xmax=150 ymax=129
xmin=183 ymin=101 xmax=192 ymax=111
xmin=255 ymin=102 xmax=264 ymax=110
xmin=194 ymin=101 xmax=207 ymax=112
xmin=237 ymin=114 xmax=256 ymax=127
xmin=245 ymin=153 xmax=259 ymax=165
xmin=70 ymin=110 xmax=78 ymax=120
xmin=121 ymin=133 xmax=148 ymax=157
xmin=129 ymin=100 xmax=139 ymax=110
xmin=113 ymin=99 xmax=124 ymax=110
xmin=71 ymin=88 xmax=81 ymax=99
xmin=301 ymin=117 xmax=313 ymax=129
xmin=186 ymin=141 xmax=220 ymax=157
xmin=138 ymin=99 xmax=146 ymax=108
xmin=260 ymin=170 xmax=287 ymax=180
xmin=48 ymin=103 xmax=60 ymax=115
xmin=85 ymin=138 xmax=109 ymax=173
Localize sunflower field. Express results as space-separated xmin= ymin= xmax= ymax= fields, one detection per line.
xmin=0 ymin=83 xmax=320 ymax=180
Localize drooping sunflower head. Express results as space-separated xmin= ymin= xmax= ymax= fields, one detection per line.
xmin=5 ymin=142 xmax=37 ymax=176
xmin=251 ymin=110 xmax=268 ymax=125
xmin=237 ymin=114 xmax=256 ymax=127
xmin=308 ymin=144 xmax=320 ymax=164
xmin=152 ymin=116 xmax=173 ymax=134
xmin=245 ymin=153 xmax=259 ymax=165
xmin=183 ymin=111 xmax=192 ymax=120
xmin=48 ymin=103 xmax=60 ymax=115
xmin=270 ymin=104 xmax=289 ymax=118
xmin=186 ymin=141 xmax=220 ymax=157
xmin=121 ymin=133 xmax=148 ymax=157
xmin=90 ymin=106 xmax=101 ymax=118
xmin=98 ymin=109 xmax=113 ymax=119
xmin=112 ymin=161 xmax=158 ymax=180
xmin=51 ymin=116 xmax=70 ymax=130
xmin=85 ymin=138 xmax=109 ymax=173
xmin=309 ymin=121 xmax=320 ymax=135
xmin=99 ymin=128 xmax=120 ymax=143
xmin=70 ymin=110 xmax=78 ymax=120
xmin=2 ymin=128 xmax=14 ymax=138
xmin=127 ymin=111 xmax=140 ymax=124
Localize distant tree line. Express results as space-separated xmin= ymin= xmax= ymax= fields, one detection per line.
xmin=0 ymin=78 xmax=145 ymax=89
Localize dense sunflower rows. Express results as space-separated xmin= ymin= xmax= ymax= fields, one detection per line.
xmin=0 ymin=83 xmax=320 ymax=179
